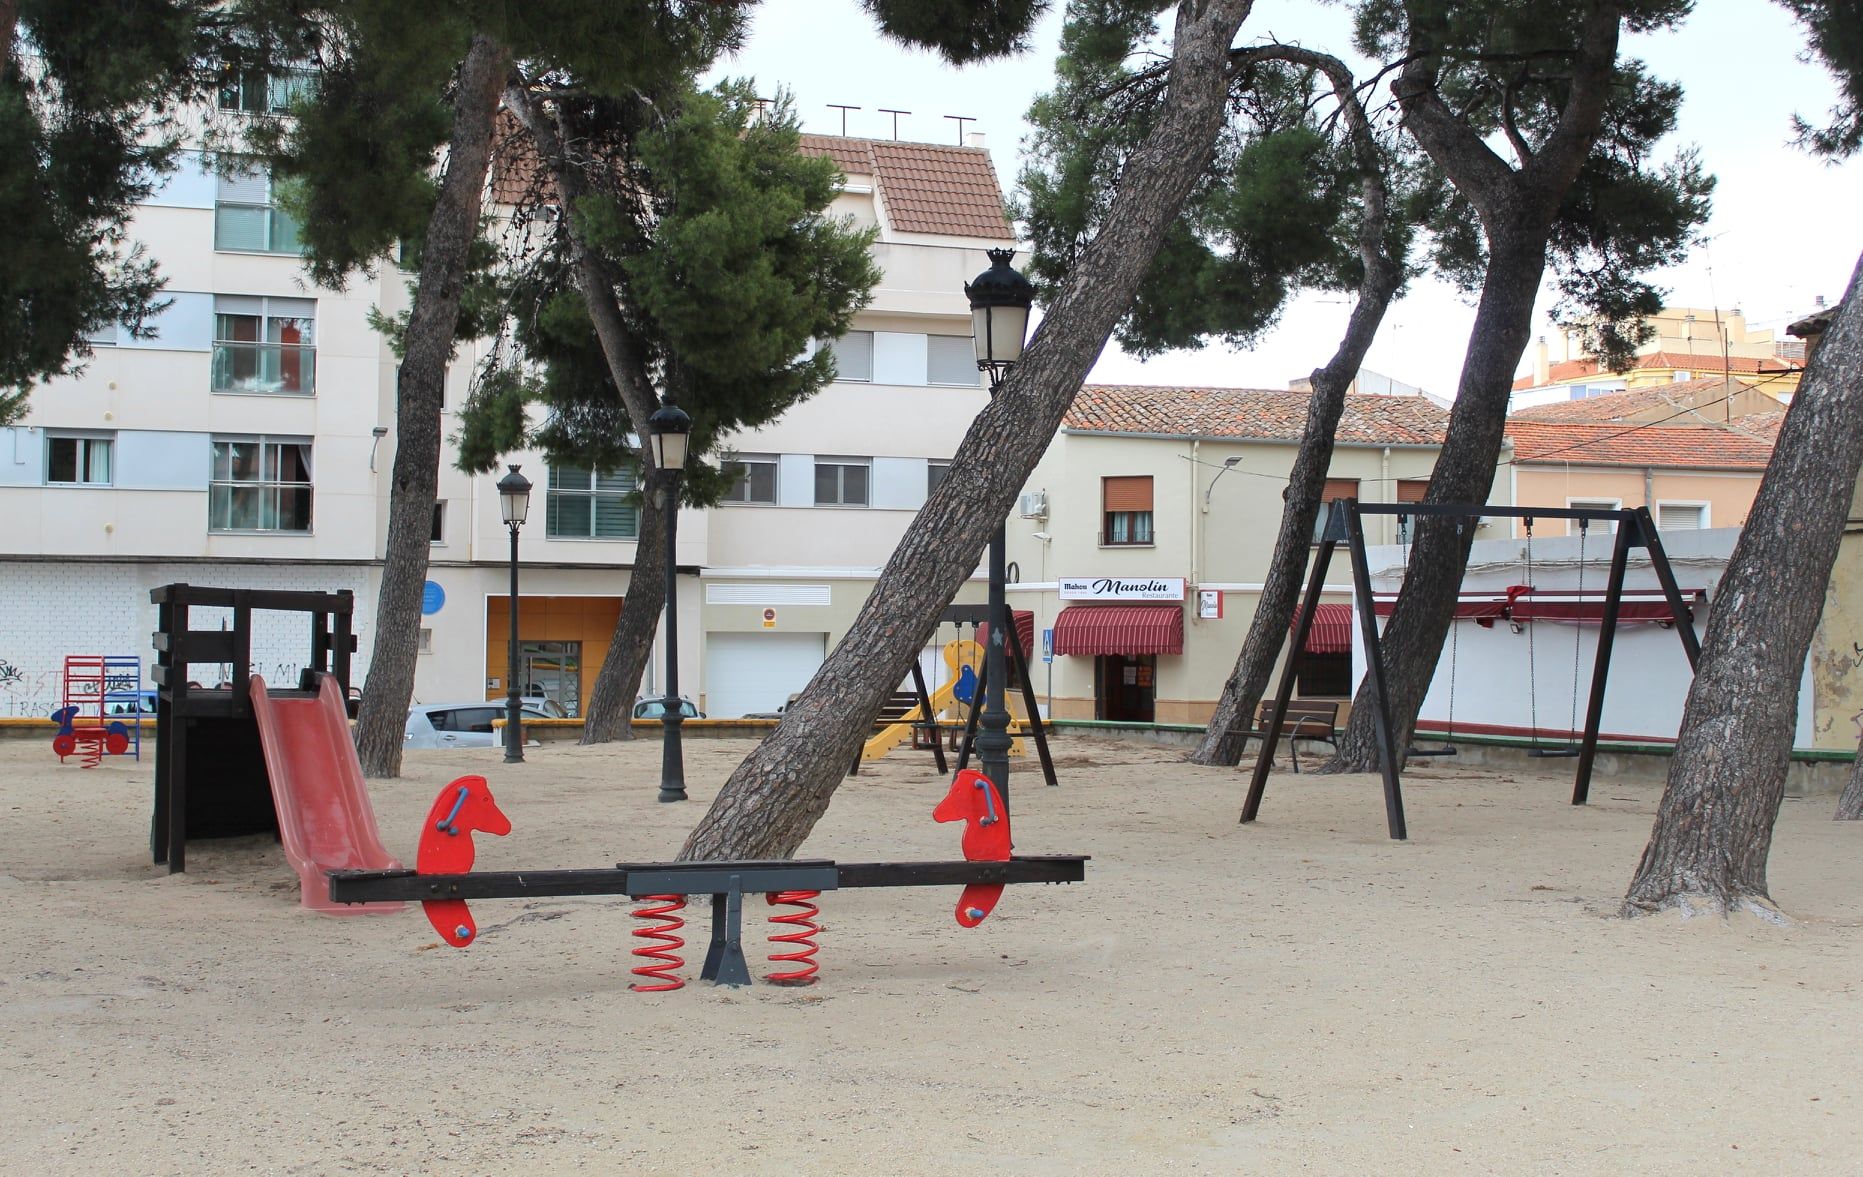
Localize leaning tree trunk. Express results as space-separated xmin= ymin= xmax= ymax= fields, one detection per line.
xmin=356 ymin=35 xmax=511 ymax=778
xmin=1624 ymin=256 xmax=1863 ymax=913
xmin=677 ymin=0 xmax=1260 ymax=861
xmin=1322 ymin=6 xmax=1623 ymax=772
xmin=505 ymin=84 xmax=675 ymax=745
xmin=1837 ymin=737 xmax=1863 ymax=821
xmin=1321 ymin=233 xmax=1547 ymax=771
xmin=1191 ymin=48 xmax=1400 ymax=766
xmin=579 ymin=482 xmax=667 ymax=743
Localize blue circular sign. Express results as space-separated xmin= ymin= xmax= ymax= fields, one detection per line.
xmin=421 ymin=580 xmax=446 ymax=615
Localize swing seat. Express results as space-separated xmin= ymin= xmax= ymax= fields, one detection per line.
xmin=1406 ymin=743 xmax=1457 ymax=758
xmin=1527 ymin=746 xmax=1581 ymax=759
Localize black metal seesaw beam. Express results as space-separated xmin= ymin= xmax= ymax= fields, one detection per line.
xmin=328 ymin=856 xmax=1088 ymax=987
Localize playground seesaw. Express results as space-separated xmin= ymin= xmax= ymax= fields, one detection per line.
xmin=327 ymin=768 xmax=1087 ymax=990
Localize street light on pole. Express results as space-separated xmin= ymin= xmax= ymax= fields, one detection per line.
xmin=647 ymin=402 xmax=692 ymax=803
xmin=965 ymin=247 xmax=1035 ymax=807
xmin=496 ymin=464 xmax=532 ymax=764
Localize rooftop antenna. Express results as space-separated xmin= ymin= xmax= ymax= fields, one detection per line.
xmin=944 ymin=114 xmax=975 ymax=145
xmin=827 ymin=104 xmax=860 ymax=136
xmin=750 ymin=95 xmax=773 ymax=124
xmin=878 ymin=108 xmax=910 ymax=139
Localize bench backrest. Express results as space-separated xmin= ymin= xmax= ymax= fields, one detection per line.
xmin=1256 ymin=700 xmax=1340 ymax=731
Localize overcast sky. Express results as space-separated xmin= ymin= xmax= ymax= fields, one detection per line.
xmin=706 ymin=0 xmax=1858 ymax=398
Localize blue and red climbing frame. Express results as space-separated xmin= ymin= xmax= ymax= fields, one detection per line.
xmin=327 ymin=768 xmax=1087 ymax=990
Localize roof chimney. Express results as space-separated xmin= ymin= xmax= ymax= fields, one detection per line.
xmin=965 ymin=131 xmax=986 ymax=149
xmin=1534 ymin=335 xmax=1550 ymax=386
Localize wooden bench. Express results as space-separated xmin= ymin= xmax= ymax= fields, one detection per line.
xmin=1243 ymin=700 xmax=1340 ymax=773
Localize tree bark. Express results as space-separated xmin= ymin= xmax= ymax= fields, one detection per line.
xmin=579 ymin=483 xmax=667 ymax=743
xmin=1323 ymin=2 xmax=1623 ymax=771
xmin=1836 ymin=738 xmax=1863 ymax=821
xmin=678 ymin=0 xmax=1260 ymax=861
xmin=1623 ymin=254 xmax=1863 ymax=914
xmin=504 ymin=83 xmax=677 ymax=745
xmin=355 ymin=34 xmax=510 ymax=778
xmin=1190 ymin=48 xmax=1402 ymax=766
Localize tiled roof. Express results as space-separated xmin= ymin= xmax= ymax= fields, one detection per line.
xmin=800 ymin=134 xmax=1015 ymax=240
xmin=1510 ymin=377 xmax=1765 ymax=424
xmin=1512 ymin=350 xmax=1802 ymax=390
xmin=1505 ymin=420 xmax=1774 ymax=470
xmin=1065 ymin=385 xmax=1451 ymax=445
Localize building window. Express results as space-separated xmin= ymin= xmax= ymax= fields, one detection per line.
xmin=212 ymin=295 xmax=315 ymax=395
xmin=46 ymin=434 xmax=114 ymax=485
xmin=218 ymin=68 xmax=313 ymax=114
xmin=1566 ymin=498 xmax=1620 ymax=535
xmin=214 ymin=162 xmax=302 ymax=254
xmin=1103 ymin=475 xmax=1154 ymax=545
xmin=1395 ymin=478 xmax=1428 ymax=543
xmin=1657 ymin=502 xmax=1708 ymax=531
xmin=210 ymin=437 xmax=312 ymax=532
xmin=814 ymin=458 xmax=870 ymax=507
xmin=431 ymin=501 xmax=446 ymax=544
xmin=722 ymin=456 xmax=778 ymax=504
xmin=1314 ymin=477 xmax=1361 ymax=542
xmin=825 ymin=331 xmax=873 ymax=382
xmin=546 ymin=464 xmax=639 ymax=539
xmin=927 ymin=460 xmax=951 ymax=497
xmin=927 ymin=336 xmax=980 ymax=386
xmin=418 ymin=628 xmax=434 ymax=654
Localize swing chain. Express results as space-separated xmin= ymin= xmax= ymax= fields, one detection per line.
xmin=1568 ymin=521 xmax=1588 ymax=742
xmin=1523 ymin=518 xmax=1540 ymax=747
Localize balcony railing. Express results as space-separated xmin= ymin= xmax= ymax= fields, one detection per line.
xmin=211 ymin=341 xmax=316 ymax=396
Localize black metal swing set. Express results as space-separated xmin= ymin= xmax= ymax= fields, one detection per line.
xmin=1244 ymin=499 xmax=1703 ymax=841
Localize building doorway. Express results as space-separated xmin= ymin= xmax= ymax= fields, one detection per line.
xmin=517 ymin=640 xmax=581 ymax=717
xmin=1095 ymin=654 xmax=1155 ymax=722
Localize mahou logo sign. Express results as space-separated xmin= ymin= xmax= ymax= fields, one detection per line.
xmin=1058 ymin=577 xmax=1186 ymax=602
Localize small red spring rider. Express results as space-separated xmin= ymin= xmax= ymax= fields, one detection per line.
xmin=932 ymin=767 xmax=1012 ymax=927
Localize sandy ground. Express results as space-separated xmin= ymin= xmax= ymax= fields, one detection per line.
xmin=3 ymin=732 xmax=1861 ymax=1175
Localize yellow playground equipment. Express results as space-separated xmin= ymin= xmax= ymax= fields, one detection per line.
xmin=860 ymin=638 xmax=1031 ymax=764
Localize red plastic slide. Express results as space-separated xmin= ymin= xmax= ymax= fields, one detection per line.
xmin=248 ymin=674 xmax=403 ymax=915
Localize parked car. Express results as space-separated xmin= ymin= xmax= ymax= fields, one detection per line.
xmin=633 ymin=696 xmax=704 ymax=720
xmin=105 ymin=689 xmax=160 ymax=717
xmin=519 ymin=694 xmax=568 ymax=718
xmin=405 ymin=701 xmax=554 ymax=749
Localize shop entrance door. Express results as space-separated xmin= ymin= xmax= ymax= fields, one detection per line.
xmin=1096 ymin=654 xmax=1155 ymax=722
xmin=518 ymin=640 xmax=581 ymax=717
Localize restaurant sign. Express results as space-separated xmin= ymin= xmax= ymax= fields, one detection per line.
xmin=1058 ymin=576 xmax=1187 ymax=602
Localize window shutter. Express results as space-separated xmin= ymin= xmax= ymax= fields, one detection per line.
xmin=926 ymin=335 xmax=980 ymax=385
xmin=827 ymin=331 xmax=873 ymax=381
xmin=1658 ymin=503 xmax=1704 ymax=531
xmin=1321 ymin=477 xmax=1360 ymax=503
xmin=1396 ymin=479 xmax=1429 ymax=503
xmin=1103 ymin=476 xmax=1153 ymax=513
xmin=217 ymin=165 xmax=270 ymax=205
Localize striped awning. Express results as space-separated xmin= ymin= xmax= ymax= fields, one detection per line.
xmin=1291 ymin=603 xmax=1354 ymax=655
xmin=1052 ymin=604 xmax=1183 ymax=656
xmin=976 ymin=609 xmax=1037 ymax=658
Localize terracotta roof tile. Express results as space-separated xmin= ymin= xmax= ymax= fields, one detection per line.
xmin=1511 ymin=350 xmax=1802 ymax=390
xmin=797 ymin=133 xmax=875 ymax=176
xmin=1510 ymin=377 xmax=1767 ymax=424
xmin=1505 ymin=420 xmax=1774 ymax=470
xmin=866 ymin=140 xmax=1014 ymax=240
xmin=1065 ymin=385 xmax=1451 ymax=445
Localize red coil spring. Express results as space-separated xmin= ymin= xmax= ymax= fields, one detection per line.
xmin=766 ymin=890 xmax=822 ymax=985
xmin=629 ymin=895 xmax=686 ymax=992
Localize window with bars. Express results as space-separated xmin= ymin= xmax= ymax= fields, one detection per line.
xmin=209 ymin=437 xmax=312 ymax=532
xmin=546 ymin=465 xmax=639 ymax=539
xmin=214 ymin=162 xmax=302 ymax=254
xmin=1102 ymin=476 xmax=1154 ymax=545
xmin=722 ymin=456 xmax=778 ymax=504
xmin=217 ymin=68 xmax=313 ymax=114
xmin=46 ymin=434 xmax=114 ymax=485
xmin=1313 ymin=478 xmax=1360 ymax=541
xmin=814 ymin=458 xmax=870 ymax=507
xmin=212 ymin=295 xmax=315 ymax=395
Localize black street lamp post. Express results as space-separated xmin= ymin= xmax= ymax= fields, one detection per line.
xmin=965 ymin=247 xmax=1035 ymax=806
xmin=648 ymin=402 xmax=692 ymax=803
xmin=496 ymin=464 xmax=532 ymax=764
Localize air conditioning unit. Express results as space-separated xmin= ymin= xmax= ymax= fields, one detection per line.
xmin=1017 ymin=490 xmax=1049 ymax=520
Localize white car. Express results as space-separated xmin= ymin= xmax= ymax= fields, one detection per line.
xmin=405 ymin=701 xmax=554 ymax=749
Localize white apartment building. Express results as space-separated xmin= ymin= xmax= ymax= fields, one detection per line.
xmin=0 ymin=121 xmax=1011 ymax=721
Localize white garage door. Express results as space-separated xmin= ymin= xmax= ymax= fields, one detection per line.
xmin=704 ymin=632 xmax=828 ymax=718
